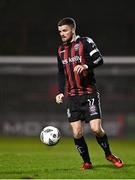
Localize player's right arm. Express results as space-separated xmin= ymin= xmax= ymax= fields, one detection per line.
xmin=56 ymin=51 xmax=65 ymax=104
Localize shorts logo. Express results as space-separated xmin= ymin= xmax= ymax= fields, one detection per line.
xmin=67 ymin=108 xmax=71 ymax=118
xmin=88 ymin=98 xmax=98 ymax=116
xmin=90 ymin=105 xmax=97 ymax=113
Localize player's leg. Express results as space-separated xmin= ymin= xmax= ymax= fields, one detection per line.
xmin=85 ymin=92 xmax=111 ymax=156
xmin=90 ymin=118 xmax=124 ymax=168
xmin=70 ymin=120 xmax=92 ymax=169
xmin=90 ymin=118 xmax=111 ymax=156
xmin=67 ymin=96 xmax=92 ymax=169
xmin=86 ymin=92 xmax=123 ymax=168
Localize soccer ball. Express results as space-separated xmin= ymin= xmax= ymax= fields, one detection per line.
xmin=40 ymin=126 xmax=61 ymax=146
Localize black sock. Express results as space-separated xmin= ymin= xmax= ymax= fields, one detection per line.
xmin=96 ymin=134 xmax=111 ymax=156
xmin=74 ymin=136 xmax=91 ymax=163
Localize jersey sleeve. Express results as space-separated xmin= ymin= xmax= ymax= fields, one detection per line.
xmin=57 ymin=51 xmax=65 ymax=94
xmin=83 ymin=37 xmax=104 ymax=69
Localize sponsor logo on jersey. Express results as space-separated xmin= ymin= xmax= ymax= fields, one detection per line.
xmin=62 ymin=56 xmax=82 ymax=65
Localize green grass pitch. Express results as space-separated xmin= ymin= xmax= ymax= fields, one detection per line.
xmin=0 ymin=136 xmax=134 ymax=179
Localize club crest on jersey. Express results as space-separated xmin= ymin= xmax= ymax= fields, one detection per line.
xmin=74 ymin=43 xmax=80 ymax=51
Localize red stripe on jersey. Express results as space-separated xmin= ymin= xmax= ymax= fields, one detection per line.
xmin=86 ymin=86 xmax=93 ymax=94
xmin=64 ymin=45 xmax=75 ymax=96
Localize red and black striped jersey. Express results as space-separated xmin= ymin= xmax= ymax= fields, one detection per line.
xmin=57 ymin=36 xmax=103 ymax=96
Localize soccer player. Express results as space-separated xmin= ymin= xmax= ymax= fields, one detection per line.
xmin=55 ymin=17 xmax=124 ymax=169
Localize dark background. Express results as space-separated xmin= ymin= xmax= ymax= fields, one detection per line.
xmin=0 ymin=0 xmax=135 ymax=55
xmin=0 ymin=0 xmax=135 ymax=137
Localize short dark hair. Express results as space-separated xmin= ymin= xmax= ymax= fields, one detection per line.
xmin=57 ymin=17 xmax=76 ymax=29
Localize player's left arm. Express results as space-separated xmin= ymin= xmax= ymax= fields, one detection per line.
xmin=74 ymin=38 xmax=103 ymax=74
xmin=83 ymin=37 xmax=104 ymax=69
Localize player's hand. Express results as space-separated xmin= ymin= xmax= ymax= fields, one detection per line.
xmin=56 ymin=93 xmax=64 ymax=104
xmin=74 ymin=64 xmax=88 ymax=74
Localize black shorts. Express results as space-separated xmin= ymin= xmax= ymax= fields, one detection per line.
xmin=66 ymin=92 xmax=102 ymax=122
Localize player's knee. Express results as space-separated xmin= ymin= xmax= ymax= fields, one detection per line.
xmin=73 ymin=129 xmax=83 ymax=139
xmin=91 ymin=127 xmax=101 ymax=135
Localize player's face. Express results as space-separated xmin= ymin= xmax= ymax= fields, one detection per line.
xmin=58 ymin=25 xmax=75 ymax=43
